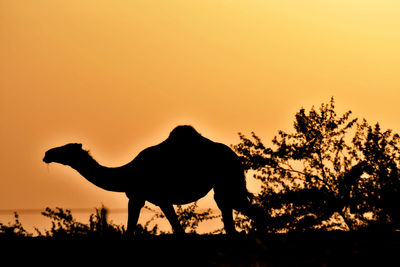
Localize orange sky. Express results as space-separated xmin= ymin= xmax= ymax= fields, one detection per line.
xmin=1 ymin=0 xmax=400 ymax=232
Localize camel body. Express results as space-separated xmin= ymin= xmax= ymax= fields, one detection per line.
xmin=43 ymin=126 xmax=265 ymax=235
xmin=126 ymin=132 xmax=247 ymax=205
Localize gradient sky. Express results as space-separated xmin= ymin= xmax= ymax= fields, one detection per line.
xmin=1 ymin=0 xmax=400 ymax=232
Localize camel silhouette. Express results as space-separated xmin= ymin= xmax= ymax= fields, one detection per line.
xmin=43 ymin=125 xmax=266 ymax=235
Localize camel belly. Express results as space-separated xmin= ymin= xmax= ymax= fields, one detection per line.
xmin=147 ymin=187 xmax=212 ymax=205
xmin=136 ymin=166 xmax=217 ymax=205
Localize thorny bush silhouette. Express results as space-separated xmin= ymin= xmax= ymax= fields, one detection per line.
xmin=234 ymin=97 xmax=400 ymax=232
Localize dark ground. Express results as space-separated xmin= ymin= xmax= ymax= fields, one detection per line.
xmin=2 ymin=232 xmax=399 ymax=266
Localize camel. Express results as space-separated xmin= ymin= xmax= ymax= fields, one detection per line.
xmin=43 ymin=125 xmax=266 ymax=235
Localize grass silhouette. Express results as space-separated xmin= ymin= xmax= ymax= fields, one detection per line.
xmin=1 ymin=208 xmax=398 ymax=266
xmin=0 ymin=202 xmax=220 ymax=239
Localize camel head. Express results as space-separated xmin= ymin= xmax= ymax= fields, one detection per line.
xmin=43 ymin=143 xmax=85 ymax=166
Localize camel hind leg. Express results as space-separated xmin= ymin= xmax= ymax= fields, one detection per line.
xmin=214 ymin=193 xmax=236 ymax=234
xmin=214 ymin=188 xmax=267 ymax=234
xmin=233 ymin=196 xmax=268 ymax=233
xmin=214 ymin=171 xmax=251 ymax=235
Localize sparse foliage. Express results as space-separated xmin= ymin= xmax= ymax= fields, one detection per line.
xmin=38 ymin=206 xmax=126 ymax=239
xmin=352 ymin=121 xmax=400 ymax=228
xmin=175 ymin=202 xmax=220 ymax=233
xmin=0 ymin=213 xmax=32 ymax=238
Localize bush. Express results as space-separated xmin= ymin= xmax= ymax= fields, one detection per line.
xmin=234 ymin=97 xmax=400 ymax=232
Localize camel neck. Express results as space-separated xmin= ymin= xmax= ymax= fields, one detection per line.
xmin=70 ymin=152 xmax=127 ymax=192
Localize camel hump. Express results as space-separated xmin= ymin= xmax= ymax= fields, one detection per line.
xmin=167 ymin=125 xmax=203 ymax=143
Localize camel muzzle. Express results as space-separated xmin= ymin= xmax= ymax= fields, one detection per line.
xmin=43 ymin=153 xmax=52 ymax=163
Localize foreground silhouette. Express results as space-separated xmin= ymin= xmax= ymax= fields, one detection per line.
xmin=43 ymin=125 xmax=266 ymax=235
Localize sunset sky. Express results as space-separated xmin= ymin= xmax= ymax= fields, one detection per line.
xmin=1 ymin=1 xmax=400 ymax=232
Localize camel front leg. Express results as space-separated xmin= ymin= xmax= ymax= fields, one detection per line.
xmin=127 ymin=197 xmax=145 ymax=237
xmin=160 ymin=204 xmax=185 ymax=236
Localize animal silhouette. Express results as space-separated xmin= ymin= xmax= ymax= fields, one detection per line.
xmin=43 ymin=125 xmax=266 ymax=235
